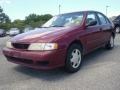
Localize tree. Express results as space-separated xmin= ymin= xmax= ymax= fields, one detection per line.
xmin=0 ymin=6 xmax=11 ymax=24
xmin=25 ymin=14 xmax=38 ymax=24
xmin=12 ymin=19 xmax=25 ymax=31
xmin=0 ymin=6 xmax=11 ymax=30
xmin=25 ymin=14 xmax=52 ymax=28
xmin=0 ymin=6 xmax=53 ymax=30
xmin=40 ymin=14 xmax=53 ymax=21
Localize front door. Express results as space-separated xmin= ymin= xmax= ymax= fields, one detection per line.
xmin=84 ymin=12 xmax=102 ymax=53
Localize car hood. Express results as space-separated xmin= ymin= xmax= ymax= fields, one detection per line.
xmin=11 ymin=27 xmax=75 ymax=43
xmin=0 ymin=31 xmax=4 ymax=34
xmin=0 ymin=32 xmax=3 ymax=34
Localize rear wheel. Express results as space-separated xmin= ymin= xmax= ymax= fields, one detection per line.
xmin=105 ymin=36 xmax=114 ymax=49
xmin=115 ymin=26 xmax=120 ymax=33
xmin=65 ymin=44 xmax=83 ymax=73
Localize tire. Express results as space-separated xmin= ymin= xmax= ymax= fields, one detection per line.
xmin=65 ymin=44 xmax=83 ymax=73
xmin=105 ymin=36 xmax=114 ymax=49
xmin=115 ymin=26 xmax=120 ymax=33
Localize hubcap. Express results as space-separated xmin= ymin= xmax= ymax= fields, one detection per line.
xmin=116 ymin=27 xmax=120 ymax=33
xmin=70 ymin=49 xmax=81 ymax=68
xmin=110 ymin=36 xmax=114 ymax=48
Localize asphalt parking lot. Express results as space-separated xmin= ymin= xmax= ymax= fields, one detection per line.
xmin=0 ymin=35 xmax=120 ymax=90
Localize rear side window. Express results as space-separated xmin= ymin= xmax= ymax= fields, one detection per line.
xmin=86 ymin=13 xmax=98 ymax=25
xmin=97 ymin=13 xmax=107 ymax=25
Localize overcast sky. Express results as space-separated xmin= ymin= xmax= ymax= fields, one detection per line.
xmin=0 ymin=0 xmax=120 ymax=21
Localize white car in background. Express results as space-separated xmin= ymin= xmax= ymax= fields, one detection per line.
xmin=23 ymin=27 xmax=33 ymax=33
xmin=9 ymin=28 xmax=20 ymax=36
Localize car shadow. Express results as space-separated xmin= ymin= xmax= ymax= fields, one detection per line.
xmin=14 ymin=66 xmax=73 ymax=81
xmin=81 ymin=44 xmax=120 ymax=69
xmin=13 ymin=45 xmax=120 ymax=81
xmin=81 ymin=48 xmax=108 ymax=69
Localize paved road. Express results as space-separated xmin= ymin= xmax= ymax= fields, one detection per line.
xmin=0 ymin=36 xmax=11 ymax=54
xmin=0 ymin=35 xmax=120 ymax=90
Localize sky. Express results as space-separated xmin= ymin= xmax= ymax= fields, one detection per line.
xmin=0 ymin=0 xmax=120 ymax=21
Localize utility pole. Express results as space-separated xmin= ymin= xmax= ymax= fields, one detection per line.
xmin=59 ymin=4 xmax=61 ymax=15
xmin=106 ymin=6 xmax=110 ymax=16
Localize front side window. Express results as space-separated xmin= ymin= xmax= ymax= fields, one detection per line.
xmin=86 ymin=13 xmax=98 ymax=25
xmin=97 ymin=13 xmax=107 ymax=25
xmin=42 ymin=12 xmax=84 ymax=27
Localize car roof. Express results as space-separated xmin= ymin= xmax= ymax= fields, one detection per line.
xmin=59 ymin=10 xmax=102 ymax=15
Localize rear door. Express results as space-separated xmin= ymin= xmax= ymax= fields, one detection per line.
xmin=96 ymin=13 xmax=112 ymax=44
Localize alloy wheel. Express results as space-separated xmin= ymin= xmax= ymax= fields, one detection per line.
xmin=70 ymin=49 xmax=82 ymax=69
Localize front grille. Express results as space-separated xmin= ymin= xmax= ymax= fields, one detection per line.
xmin=6 ymin=56 xmax=49 ymax=66
xmin=12 ymin=43 xmax=29 ymax=50
xmin=36 ymin=61 xmax=49 ymax=66
xmin=6 ymin=56 xmax=33 ymax=64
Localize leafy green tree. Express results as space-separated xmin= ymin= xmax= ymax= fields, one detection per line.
xmin=25 ymin=14 xmax=52 ymax=28
xmin=25 ymin=14 xmax=38 ymax=24
xmin=0 ymin=6 xmax=11 ymax=30
xmin=12 ymin=19 xmax=25 ymax=30
xmin=0 ymin=23 xmax=11 ymax=30
xmin=0 ymin=6 xmax=11 ymax=24
xmin=40 ymin=14 xmax=53 ymax=21
xmin=0 ymin=6 xmax=53 ymax=30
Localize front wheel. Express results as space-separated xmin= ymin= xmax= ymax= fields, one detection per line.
xmin=105 ymin=36 xmax=114 ymax=49
xmin=65 ymin=44 xmax=83 ymax=73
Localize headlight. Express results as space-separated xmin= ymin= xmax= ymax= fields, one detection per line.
xmin=28 ymin=43 xmax=58 ymax=51
xmin=6 ymin=41 xmax=13 ymax=48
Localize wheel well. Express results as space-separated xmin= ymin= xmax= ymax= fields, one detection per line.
xmin=112 ymin=32 xmax=115 ymax=38
xmin=68 ymin=40 xmax=84 ymax=53
xmin=115 ymin=24 xmax=120 ymax=28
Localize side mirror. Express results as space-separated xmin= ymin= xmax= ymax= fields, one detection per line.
xmin=86 ymin=20 xmax=97 ymax=27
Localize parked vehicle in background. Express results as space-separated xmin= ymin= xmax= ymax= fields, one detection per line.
xmin=23 ymin=27 xmax=33 ymax=33
xmin=0 ymin=29 xmax=6 ymax=37
xmin=113 ymin=15 xmax=120 ymax=33
xmin=9 ymin=28 xmax=20 ymax=36
xmin=6 ymin=31 xmax=10 ymax=35
xmin=3 ymin=11 xmax=115 ymax=73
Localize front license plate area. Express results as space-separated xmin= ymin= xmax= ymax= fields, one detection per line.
xmin=13 ymin=52 xmax=21 ymax=58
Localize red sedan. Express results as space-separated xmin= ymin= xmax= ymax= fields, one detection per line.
xmin=3 ymin=11 xmax=115 ymax=73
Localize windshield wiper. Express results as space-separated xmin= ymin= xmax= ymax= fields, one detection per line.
xmin=39 ymin=26 xmax=49 ymax=28
xmin=50 ymin=25 xmax=64 ymax=27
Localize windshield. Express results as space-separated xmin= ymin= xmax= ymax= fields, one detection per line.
xmin=0 ymin=29 xmax=4 ymax=32
xmin=42 ymin=12 xmax=84 ymax=27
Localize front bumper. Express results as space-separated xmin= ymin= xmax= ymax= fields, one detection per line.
xmin=3 ymin=48 xmax=66 ymax=70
